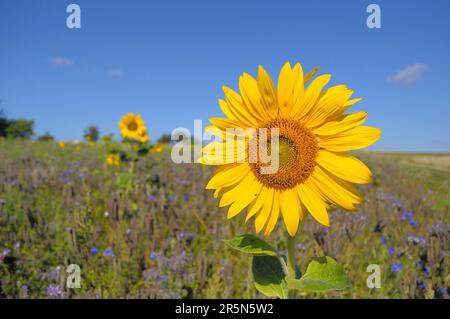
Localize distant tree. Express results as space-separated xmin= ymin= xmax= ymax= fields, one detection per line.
xmin=157 ymin=133 xmax=172 ymax=144
xmin=6 ymin=119 xmax=34 ymax=139
xmin=84 ymin=126 xmax=99 ymax=142
xmin=0 ymin=108 xmax=10 ymax=138
xmin=37 ymin=132 xmax=55 ymax=142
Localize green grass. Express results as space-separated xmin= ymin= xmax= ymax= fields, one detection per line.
xmin=0 ymin=140 xmax=448 ymax=298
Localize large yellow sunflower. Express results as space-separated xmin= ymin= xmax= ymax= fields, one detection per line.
xmin=119 ymin=113 xmax=146 ymax=139
xmin=199 ymin=62 xmax=381 ymax=237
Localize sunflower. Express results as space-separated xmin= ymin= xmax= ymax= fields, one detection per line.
xmin=199 ymin=62 xmax=381 ymax=237
xmin=106 ymin=154 xmax=120 ymax=166
xmin=119 ymin=113 xmax=146 ymax=139
xmin=138 ymin=129 xmax=150 ymax=143
xmin=58 ymin=141 xmax=65 ymax=148
xmin=151 ymin=142 xmax=165 ymax=153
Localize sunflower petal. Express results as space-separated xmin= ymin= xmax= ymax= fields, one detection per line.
xmin=292 ymin=63 xmax=305 ymax=106
xmin=292 ymin=74 xmax=331 ymax=120
xmin=312 ymin=111 xmax=367 ymax=136
xmin=255 ymin=188 xmax=274 ymax=233
xmin=218 ymin=99 xmax=238 ymax=121
xmin=219 ymin=172 xmax=256 ymax=208
xmin=279 ymin=188 xmax=301 ymax=237
xmin=304 ymin=66 xmax=320 ymax=84
xmin=257 ymin=66 xmax=279 ymax=117
xmin=316 ymin=150 xmax=373 ymax=184
xmin=264 ymin=191 xmax=280 ymax=236
xmin=317 ymin=126 xmax=381 ymax=152
xmin=309 ymin=166 xmax=361 ymax=211
xmin=223 ymin=86 xmax=259 ymax=127
xmin=227 ymin=179 xmax=262 ymax=218
xmin=297 ymin=183 xmax=329 ymax=226
xmin=206 ymin=164 xmax=251 ymax=189
xmin=209 ymin=117 xmax=245 ymax=130
xmin=246 ymin=186 xmax=268 ymax=222
xmin=305 ymin=85 xmax=354 ymax=128
xmin=277 ymin=62 xmax=294 ymax=115
xmin=344 ymin=97 xmax=363 ymax=107
xmin=239 ymin=73 xmax=271 ymax=120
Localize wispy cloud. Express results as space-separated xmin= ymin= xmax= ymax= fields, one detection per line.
xmin=50 ymin=57 xmax=73 ymax=67
xmin=387 ymin=63 xmax=428 ymax=85
xmin=432 ymin=139 xmax=450 ymax=146
xmin=106 ymin=68 xmax=124 ymax=77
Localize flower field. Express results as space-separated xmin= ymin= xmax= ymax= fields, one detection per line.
xmin=0 ymin=140 xmax=448 ymax=298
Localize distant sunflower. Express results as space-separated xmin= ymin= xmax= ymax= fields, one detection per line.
xmin=106 ymin=154 xmax=120 ymax=166
xmin=119 ymin=113 xmax=146 ymax=139
xmin=199 ymin=62 xmax=381 ymax=237
xmin=151 ymin=142 xmax=165 ymax=153
xmin=58 ymin=141 xmax=65 ymax=148
xmin=138 ymin=129 xmax=150 ymax=143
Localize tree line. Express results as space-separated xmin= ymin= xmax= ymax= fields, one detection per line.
xmin=0 ymin=107 xmax=100 ymax=142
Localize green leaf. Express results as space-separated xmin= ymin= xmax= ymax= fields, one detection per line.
xmin=252 ymin=256 xmax=288 ymax=298
xmin=223 ymin=234 xmax=277 ymax=256
xmin=292 ymin=256 xmax=351 ymax=292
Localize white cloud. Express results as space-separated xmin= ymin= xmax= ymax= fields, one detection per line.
xmin=387 ymin=63 xmax=428 ymax=85
xmin=50 ymin=57 xmax=73 ymax=66
xmin=106 ymin=68 xmax=124 ymax=77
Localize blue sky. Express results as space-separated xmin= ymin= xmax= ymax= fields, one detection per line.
xmin=1 ymin=0 xmax=449 ymax=152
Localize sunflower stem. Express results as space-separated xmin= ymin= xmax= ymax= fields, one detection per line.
xmin=286 ymin=233 xmax=297 ymax=299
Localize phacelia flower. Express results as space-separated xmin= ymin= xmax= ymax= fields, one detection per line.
xmin=103 ymin=248 xmax=115 ymax=257
xmin=388 ymin=247 xmax=395 ymax=255
xmin=391 ymin=263 xmax=403 ymax=273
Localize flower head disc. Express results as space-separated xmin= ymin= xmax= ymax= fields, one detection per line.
xmin=200 ymin=62 xmax=381 ymax=237
xmin=250 ymin=118 xmax=318 ymax=190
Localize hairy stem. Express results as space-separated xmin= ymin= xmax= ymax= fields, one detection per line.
xmin=286 ymin=233 xmax=297 ymax=299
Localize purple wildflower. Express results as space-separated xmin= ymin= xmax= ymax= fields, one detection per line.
xmin=46 ymin=284 xmax=63 ymax=298
xmin=103 ymin=247 xmax=114 ymax=257
xmin=401 ymin=212 xmax=413 ymax=220
xmin=388 ymin=247 xmax=395 ymax=255
xmin=407 ymin=235 xmax=427 ymax=246
xmin=391 ymin=201 xmax=403 ymax=209
xmin=391 ymin=263 xmax=403 ymax=273
xmin=380 ymin=236 xmax=387 ymax=244
xmin=149 ymin=251 xmax=159 ymax=261
xmin=409 ymin=220 xmax=418 ymax=227
xmin=156 ymin=275 xmax=168 ymax=284
xmin=1 ymin=248 xmax=11 ymax=257
xmin=90 ymin=247 xmax=98 ymax=255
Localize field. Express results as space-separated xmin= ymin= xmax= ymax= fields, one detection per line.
xmin=0 ymin=140 xmax=449 ymax=299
